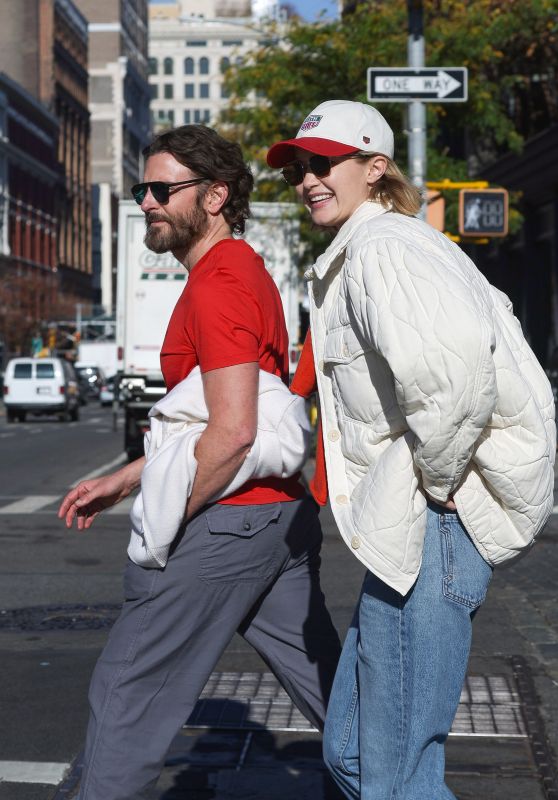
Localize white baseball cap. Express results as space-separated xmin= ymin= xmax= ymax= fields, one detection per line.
xmin=267 ymin=100 xmax=394 ymax=168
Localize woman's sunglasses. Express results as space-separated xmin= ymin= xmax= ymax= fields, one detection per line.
xmin=131 ymin=177 xmax=206 ymax=205
xmin=280 ymin=154 xmax=362 ymax=186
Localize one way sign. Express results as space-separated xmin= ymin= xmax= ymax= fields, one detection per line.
xmin=367 ymin=67 xmax=467 ymax=103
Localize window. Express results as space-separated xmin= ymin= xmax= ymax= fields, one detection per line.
xmin=199 ymin=83 xmax=209 ymax=99
xmin=194 ymin=109 xmax=210 ymax=124
xmin=221 ymin=84 xmax=230 ymax=99
xmin=184 ymin=110 xmax=191 ymax=124
xmin=222 ymin=39 xmax=243 ymax=46
xmin=14 ymin=363 xmax=32 ymax=379
xmin=186 ymin=40 xmax=207 ymax=46
xmin=163 ymin=57 xmax=173 ymax=75
xmin=150 ymin=84 xmax=158 ymax=99
xmin=199 ymin=57 xmax=209 ymax=75
xmin=184 ymin=57 xmax=194 ymax=75
xmin=184 ymin=83 xmax=194 ymax=99
xmin=148 ymin=57 xmax=158 ymax=75
xmin=220 ymin=57 xmax=230 ymax=73
xmin=157 ymin=110 xmax=174 ymax=124
xmin=36 ymin=363 xmax=55 ymax=379
xmin=164 ymin=83 xmax=173 ymax=99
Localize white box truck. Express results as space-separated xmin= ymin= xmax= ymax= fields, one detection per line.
xmin=116 ymin=200 xmax=301 ymax=459
xmin=76 ymin=341 xmax=119 ymax=379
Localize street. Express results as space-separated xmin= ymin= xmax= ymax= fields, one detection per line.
xmin=0 ymin=405 xmax=557 ymax=799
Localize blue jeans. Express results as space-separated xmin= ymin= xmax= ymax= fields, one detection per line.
xmin=323 ymin=505 xmax=493 ymax=800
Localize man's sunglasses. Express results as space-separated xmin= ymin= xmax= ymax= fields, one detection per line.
xmin=131 ymin=177 xmax=206 ymax=205
xmin=280 ymin=154 xmax=362 ymax=186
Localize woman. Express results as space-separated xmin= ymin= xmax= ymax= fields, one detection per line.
xmin=267 ymin=100 xmax=555 ymax=799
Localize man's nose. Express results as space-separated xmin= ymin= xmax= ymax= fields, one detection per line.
xmin=140 ymin=186 xmax=159 ymax=213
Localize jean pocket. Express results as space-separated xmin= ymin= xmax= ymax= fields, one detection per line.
xmin=198 ymin=503 xmax=282 ymax=583
xmin=441 ymin=516 xmax=493 ymax=610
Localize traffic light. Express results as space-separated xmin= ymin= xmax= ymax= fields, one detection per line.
xmin=459 ymin=189 xmax=508 ymax=237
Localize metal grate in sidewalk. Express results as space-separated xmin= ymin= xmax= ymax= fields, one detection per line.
xmin=185 ymin=671 xmax=527 ymax=738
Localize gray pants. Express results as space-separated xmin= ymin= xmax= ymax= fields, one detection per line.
xmin=79 ymin=496 xmax=341 ymax=800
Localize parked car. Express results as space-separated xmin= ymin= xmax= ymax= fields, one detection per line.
xmin=3 ymin=357 xmax=80 ymax=422
xmin=74 ymin=363 xmax=106 ymax=398
xmin=99 ymin=374 xmax=116 ymax=407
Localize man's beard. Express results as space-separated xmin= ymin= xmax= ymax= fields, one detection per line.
xmin=144 ymin=194 xmax=209 ymax=254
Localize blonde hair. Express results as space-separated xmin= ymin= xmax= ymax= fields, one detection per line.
xmin=356 ymin=154 xmax=422 ymax=216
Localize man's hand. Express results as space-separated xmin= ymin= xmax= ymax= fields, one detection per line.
xmin=58 ymin=457 xmax=145 ymax=530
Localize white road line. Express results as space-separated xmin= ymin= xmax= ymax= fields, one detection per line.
xmin=0 ymin=496 xmax=59 ymax=514
xmin=0 ymin=760 xmax=70 ymax=784
xmin=71 ymin=452 xmax=127 ymax=487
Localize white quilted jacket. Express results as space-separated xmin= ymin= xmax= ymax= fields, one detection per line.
xmin=308 ymin=201 xmax=556 ymax=595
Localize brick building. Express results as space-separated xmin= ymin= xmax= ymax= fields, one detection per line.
xmin=0 ymin=73 xmax=61 ymax=357
xmin=0 ymin=0 xmax=91 ymax=349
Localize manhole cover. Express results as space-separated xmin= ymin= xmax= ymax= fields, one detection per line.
xmin=0 ymin=604 xmax=121 ymax=631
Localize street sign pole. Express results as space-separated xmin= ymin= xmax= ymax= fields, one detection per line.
xmin=407 ymin=1 xmax=426 ymax=216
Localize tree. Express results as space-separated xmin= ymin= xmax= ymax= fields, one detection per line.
xmin=219 ymin=0 xmax=558 ymax=239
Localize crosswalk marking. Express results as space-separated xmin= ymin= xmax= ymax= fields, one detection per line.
xmin=0 ymin=495 xmax=59 ymax=514
xmin=0 ymin=493 xmax=136 ymax=515
xmin=0 ymin=760 xmax=70 ymax=784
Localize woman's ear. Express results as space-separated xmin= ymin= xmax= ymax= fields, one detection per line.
xmin=204 ymin=181 xmax=229 ymax=215
xmin=366 ymin=155 xmax=388 ymax=187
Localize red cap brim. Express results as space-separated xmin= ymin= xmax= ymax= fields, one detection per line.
xmin=266 ymin=137 xmax=359 ymax=168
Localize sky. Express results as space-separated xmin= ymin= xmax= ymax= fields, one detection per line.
xmin=289 ymin=0 xmax=339 ymax=21
xmin=149 ymin=0 xmax=339 ymax=22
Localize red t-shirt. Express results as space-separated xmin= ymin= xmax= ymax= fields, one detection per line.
xmin=160 ymin=238 xmax=304 ymax=505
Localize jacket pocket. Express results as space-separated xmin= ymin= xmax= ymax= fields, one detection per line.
xmin=198 ymin=503 xmax=282 ymax=583
xmin=323 ymin=326 xmax=364 ymax=365
xmin=441 ymin=515 xmax=493 ymax=610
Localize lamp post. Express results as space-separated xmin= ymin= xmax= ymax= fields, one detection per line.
xmin=407 ymin=0 xmax=426 ymax=213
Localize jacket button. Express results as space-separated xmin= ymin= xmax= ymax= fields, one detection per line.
xmin=243 ymin=522 xmax=251 ymax=531
xmin=328 ymin=430 xmax=340 ymax=442
xmin=351 ymin=535 xmax=361 ymax=549
xmin=336 ymin=494 xmax=348 ymax=505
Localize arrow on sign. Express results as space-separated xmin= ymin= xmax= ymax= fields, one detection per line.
xmin=374 ymin=70 xmax=461 ymax=99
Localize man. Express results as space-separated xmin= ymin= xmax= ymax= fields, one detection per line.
xmin=59 ymin=125 xmax=341 ymax=800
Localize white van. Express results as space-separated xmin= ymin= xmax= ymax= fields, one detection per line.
xmin=2 ymin=357 xmax=80 ymax=422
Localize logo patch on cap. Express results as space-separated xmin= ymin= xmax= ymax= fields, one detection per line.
xmin=299 ymin=114 xmax=323 ymax=132
xmin=363 ymin=136 xmax=370 ymax=144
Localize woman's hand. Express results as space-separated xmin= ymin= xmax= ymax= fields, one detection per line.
xmin=425 ymin=492 xmax=457 ymax=511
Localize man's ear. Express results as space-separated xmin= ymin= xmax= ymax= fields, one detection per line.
xmin=204 ymin=181 xmax=229 ymax=216
xmin=366 ymin=155 xmax=388 ymax=187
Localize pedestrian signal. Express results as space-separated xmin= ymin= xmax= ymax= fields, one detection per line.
xmin=459 ymin=189 xmax=508 ymax=237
